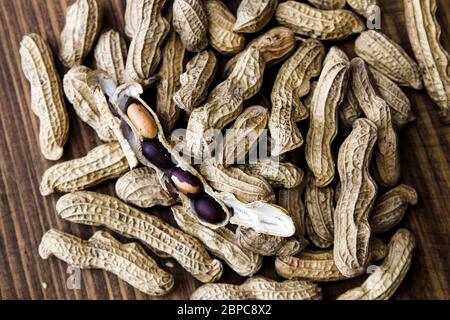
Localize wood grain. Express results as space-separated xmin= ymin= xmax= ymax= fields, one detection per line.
xmin=0 ymin=0 xmax=449 ymax=300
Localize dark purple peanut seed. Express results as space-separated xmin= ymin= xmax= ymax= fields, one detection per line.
xmin=170 ymin=168 xmax=204 ymax=199
xmin=194 ymin=194 xmax=227 ymax=224
xmin=142 ymin=140 xmax=175 ymax=170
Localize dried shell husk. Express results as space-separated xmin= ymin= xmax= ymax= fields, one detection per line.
xmin=233 ymin=0 xmax=278 ymax=33
xmin=186 ymin=48 xmax=265 ymax=159
xmin=235 ymin=226 xmax=303 ymax=257
xmin=20 ymin=34 xmax=69 ymax=161
xmin=302 ymin=80 xmax=317 ymax=112
xmin=339 ymin=85 xmax=361 ymax=129
xmin=39 ymin=229 xmax=174 ymax=296
xmin=191 ymin=276 xmax=322 ymax=300
xmin=115 ymin=167 xmax=178 ymax=208
xmin=275 ymin=238 xmax=387 ymax=282
xmin=220 ymin=106 xmax=269 ymax=166
xmin=355 ymin=30 xmax=422 ymax=89
xmin=200 ymin=162 xmax=275 ymax=204
xmin=40 ymin=142 xmax=128 ymax=196
xmin=269 ymin=39 xmax=325 ymax=156
xmin=111 ymin=82 xmax=231 ymax=228
xmin=125 ymin=0 xmax=149 ymax=38
xmin=276 ymin=1 xmax=365 ymax=41
xmin=307 ymin=0 xmax=346 ymax=10
xmin=240 ymin=160 xmax=304 ymax=189
xmin=172 ymin=205 xmax=263 ymax=277
xmin=59 ymin=0 xmax=103 ymax=68
xmin=173 ymin=0 xmax=209 ymax=52
xmin=305 ymin=47 xmax=350 ymax=187
xmin=63 ymin=66 xmax=116 ymax=142
xmin=351 ymin=58 xmax=401 ymax=187
xmin=334 ymin=118 xmax=378 ymax=277
xmin=125 ymin=0 xmax=169 ymax=85
xmin=173 ymin=50 xmax=218 ymax=113
xmin=370 ymin=185 xmax=418 ymax=233
xmin=338 ymin=229 xmax=416 ymax=300
xmin=278 ymin=183 xmax=307 ymax=241
xmin=223 ymin=27 xmax=296 ymax=78
xmin=346 ymin=0 xmax=378 ymax=18
xmin=94 ymin=30 xmax=127 ymax=85
xmin=57 ymin=191 xmax=223 ymax=283
xmin=340 ymin=66 xmax=415 ymax=130
xmin=205 ymin=0 xmax=246 ymax=55
xmin=305 ymin=172 xmax=334 ymax=249
xmin=404 ymin=0 xmax=450 ymax=123
xmin=156 ymin=29 xmax=185 ymax=134
xmin=368 ymin=67 xmax=415 ymax=129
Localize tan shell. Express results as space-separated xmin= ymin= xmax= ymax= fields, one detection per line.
xmin=276 ymin=1 xmax=365 ymax=40
xmin=40 ymin=142 xmax=128 ymax=196
xmin=173 ymin=50 xmax=218 ymax=113
xmin=370 ymin=185 xmax=418 ymax=233
xmin=125 ymin=0 xmax=149 ymax=38
xmin=235 ymin=226 xmax=303 ymax=257
xmin=368 ymin=67 xmax=415 ymax=129
xmin=39 ymin=229 xmax=174 ymax=296
xmin=346 ymin=0 xmax=378 ymax=18
xmin=115 ymin=167 xmax=177 ymax=208
xmin=63 ymin=66 xmax=116 ymax=142
xmin=200 ymin=162 xmax=275 ymax=204
xmin=233 ymin=0 xmax=278 ymax=33
xmin=94 ymin=30 xmax=127 ymax=85
xmin=20 ymin=34 xmax=69 ymax=161
xmin=59 ymin=0 xmax=102 ymax=68
xmin=57 ymin=191 xmax=223 ymax=283
xmin=156 ymin=29 xmax=185 ymax=134
xmin=338 ymin=229 xmax=416 ymax=300
xmin=307 ymin=0 xmax=346 ymax=10
xmin=111 ymin=82 xmax=231 ymax=228
xmin=355 ymin=30 xmax=422 ymax=89
xmin=269 ymin=39 xmax=325 ymax=156
xmin=302 ymin=80 xmax=317 ymax=112
xmin=278 ymin=183 xmax=307 ymax=242
xmin=125 ymin=0 xmax=169 ymax=85
xmin=334 ymin=118 xmax=378 ymax=277
xmin=275 ymin=238 xmax=387 ymax=282
xmin=172 ymin=205 xmax=263 ymax=277
xmin=305 ymin=172 xmax=334 ymax=249
xmin=220 ymin=106 xmax=269 ymax=166
xmin=186 ymin=48 xmax=265 ymax=159
xmin=173 ymin=0 xmax=209 ymax=52
xmin=191 ymin=276 xmax=322 ymax=300
xmin=351 ymin=58 xmax=401 ymax=187
xmin=339 ymin=66 xmax=415 ymax=130
xmin=240 ymin=160 xmax=304 ymax=189
xmin=223 ymin=27 xmax=296 ymax=78
xmin=339 ymin=85 xmax=361 ymax=129
xmin=305 ymin=47 xmax=350 ymax=187
xmin=205 ymin=0 xmax=246 ymax=55
xmin=404 ymin=0 xmax=450 ymax=123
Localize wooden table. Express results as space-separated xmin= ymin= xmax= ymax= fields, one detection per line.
xmin=0 ymin=0 xmax=449 ymax=300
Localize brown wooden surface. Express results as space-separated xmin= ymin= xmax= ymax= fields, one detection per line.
xmin=0 ymin=0 xmax=449 ymax=300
